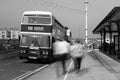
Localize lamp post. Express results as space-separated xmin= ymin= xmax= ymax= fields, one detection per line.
xmin=84 ymin=0 xmax=89 ymax=45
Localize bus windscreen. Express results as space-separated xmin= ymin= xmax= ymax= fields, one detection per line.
xmin=20 ymin=34 xmax=50 ymax=47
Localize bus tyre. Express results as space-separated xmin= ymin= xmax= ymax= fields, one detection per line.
xmin=19 ymin=56 xmax=23 ymax=59
xmin=49 ymin=57 xmax=54 ymax=62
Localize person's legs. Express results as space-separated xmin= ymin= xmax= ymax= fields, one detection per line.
xmin=73 ymin=57 xmax=78 ymax=71
xmin=61 ymin=53 xmax=69 ymax=74
xmin=79 ymin=57 xmax=82 ymax=70
xmin=55 ymin=54 xmax=64 ymax=77
xmin=73 ymin=57 xmax=81 ymax=73
xmin=62 ymin=59 xmax=66 ymax=74
xmin=76 ymin=57 xmax=82 ymax=73
xmin=55 ymin=61 xmax=61 ymax=77
xmin=55 ymin=54 xmax=60 ymax=77
xmin=77 ymin=57 xmax=81 ymax=69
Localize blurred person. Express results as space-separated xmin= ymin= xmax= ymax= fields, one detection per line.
xmin=70 ymin=39 xmax=84 ymax=73
xmin=53 ymin=37 xmax=71 ymax=77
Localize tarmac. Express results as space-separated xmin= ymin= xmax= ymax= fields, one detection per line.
xmin=23 ymin=50 xmax=120 ymax=80
xmin=0 ymin=51 xmax=18 ymax=60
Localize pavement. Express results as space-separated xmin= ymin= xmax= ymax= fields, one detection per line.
xmin=23 ymin=50 xmax=120 ymax=80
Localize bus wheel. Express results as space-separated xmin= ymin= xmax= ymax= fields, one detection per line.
xmin=49 ymin=57 xmax=54 ymax=63
xmin=19 ymin=56 xmax=23 ymax=59
xmin=27 ymin=59 xmax=33 ymax=62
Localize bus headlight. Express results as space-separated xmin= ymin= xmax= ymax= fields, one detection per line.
xmin=46 ymin=52 xmax=48 ymax=55
xmin=43 ymin=52 xmax=45 ymax=54
xmin=20 ymin=50 xmax=26 ymax=53
xmin=43 ymin=51 xmax=48 ymax=55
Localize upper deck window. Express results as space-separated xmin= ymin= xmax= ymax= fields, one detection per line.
xmin=22 ymin=14 xmax=52 ymax=25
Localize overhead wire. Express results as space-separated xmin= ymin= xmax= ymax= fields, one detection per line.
xmin=27 ymin=0 xmax=84 ymax=14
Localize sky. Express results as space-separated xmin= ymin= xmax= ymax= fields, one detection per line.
xmin=0 ymin=0 xmax=120 ymax=38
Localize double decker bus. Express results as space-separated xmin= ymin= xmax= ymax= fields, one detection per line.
xmin=19 ymin=11 xmax=72 ymax=61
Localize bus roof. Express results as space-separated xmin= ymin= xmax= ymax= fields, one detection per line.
xmin=23 ymin=11 xmax=52 ymax=15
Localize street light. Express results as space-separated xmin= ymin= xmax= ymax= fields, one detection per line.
xmin=84 ymin=0 xmax=89 ymax=45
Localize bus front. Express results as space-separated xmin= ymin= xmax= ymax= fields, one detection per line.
xmin=19 ymin=11 xmax=54 ymax=61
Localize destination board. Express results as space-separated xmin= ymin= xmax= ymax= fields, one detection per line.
xmin=21 ymin=25 xmax=52 ymax=33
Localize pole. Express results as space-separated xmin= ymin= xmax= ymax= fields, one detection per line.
xmin=84 ymin=0 xmax=88 ymax=45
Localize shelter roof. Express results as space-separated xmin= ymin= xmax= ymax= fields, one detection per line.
xmin=93 ymin=7 xmax=120 ymax=34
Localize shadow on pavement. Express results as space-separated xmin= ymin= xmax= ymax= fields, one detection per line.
xmin=78 ymin=68 xmax=89 ymax=76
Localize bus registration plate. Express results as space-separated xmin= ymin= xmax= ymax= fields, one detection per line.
xmin=29 ymin=47 xmax=39 ymax=49
xmin=28 ymin=56 xmax=37 ymax=59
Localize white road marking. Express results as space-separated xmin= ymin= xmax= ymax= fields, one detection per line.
xmin=4 ymin=63 xmax=11 ymax=65
xmin=14 ymin=60 xmax=24 ymax=63
xmin=63 ymin=60 xmax=73 ymax=80
xmin=12 ymin=64 xmax=49 ymax=80
xmin=12 ymin=71 xmax=32 ymax=80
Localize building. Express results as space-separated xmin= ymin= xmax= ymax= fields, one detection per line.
xmin=0 ymin=27 xmax=20 ymax=39
xmin=93 ymin=6 xmax=120 ymax=59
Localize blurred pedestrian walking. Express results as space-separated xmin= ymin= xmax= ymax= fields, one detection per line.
xmin=53 ymin=37 xmax=71 ymax=77
xmin=70 ymin=39 xmax=84 ymax=73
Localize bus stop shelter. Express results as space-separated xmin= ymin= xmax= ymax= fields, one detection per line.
xmin=93 ymin=6 xmax=120 ymax=59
